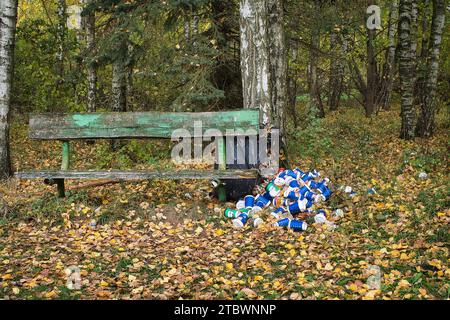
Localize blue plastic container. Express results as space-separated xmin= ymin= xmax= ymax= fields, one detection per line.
xmin=244 ymin=195 xmax=255 ymax=209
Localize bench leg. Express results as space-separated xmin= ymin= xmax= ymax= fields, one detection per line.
xmin=56 ymin=179 xmax=66 ymax=198
xmin=217 ymin=184 xmax=227 ymax=202
xmin=45 ymin=179 xmax=66 ymax=198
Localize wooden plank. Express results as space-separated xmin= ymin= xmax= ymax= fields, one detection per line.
xmin=14 ymin=169 xmax=259 ymax=180
xmin=29 ymin=110 xmax=260 ymax=140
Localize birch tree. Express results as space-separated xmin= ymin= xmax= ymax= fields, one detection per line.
xmin=416 ymin=0 xmax=446 ymax=137
xmin=239 ymin=0 xmax=272 ymax=127
xmin=382 ymin=0 xmax=398 ymax=110
xmin=56 ymin=0 xmax=67 ymax=84
xmin=0 ymin=0 xmax=18 ymax=179
xmin=111 ymin=32 xmax=128 ymax=113
xmin=398 ymin=0 xmax=416 ymax=140
xmin=84 ymin=0 xmax=97 ymax=112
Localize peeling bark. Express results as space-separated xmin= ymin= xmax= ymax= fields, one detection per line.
xmin=84 ymin=0 xmax=97 ymax=112
xmin=239 ymin=0 xmax=272 ymax=128
xmin=0 ymin=0 xmax=18 ymax=179
xmin=382 ymin=0 xmax=399 ymax=110
xmin=111 ymin=33 xmax=128 ymax=113
xmin=398 ymin=0 xmax=416 ymax=139
xmin=268 ymin=0 xmax=287 ymax=134
xmin=416 ymin=0 xmax=446 ymax=137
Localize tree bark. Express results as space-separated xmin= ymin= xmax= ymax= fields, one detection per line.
xmin=416 ymin=0 xmax=446 ymax=137
xmin=56 ymin=0 xmax=67 ymax=83
xmin=84 ymin=0 xmax=97 ymax=112
xmin=328 ymin=29 xmax=345 ymax=111
xmin=308 ymin=19 xmax=325 ymax=118
xmin=111 ymin=33 xmax=128 ymax=113
xmin=366 ymin=25 xmax=376 ymax=117
xmin=288 ymin=40 xmax=299 ymax=127
xmin=239 ymin=0 xmax=272 ymax=127
xmin=0 ymin=0 xmax=18 ymax=179
xmin=382 ymin=0 xmax=399 ymax=110
xmin=267 ymin=0 xmax=287 ymax=134
xmin=398 ymin=0 xmax=416 ymax=140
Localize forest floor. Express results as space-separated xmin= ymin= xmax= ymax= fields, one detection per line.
xmin=0 ymin=105 xmax=448 ymax=300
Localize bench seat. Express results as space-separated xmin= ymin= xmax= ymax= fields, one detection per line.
xmin=15 ymin=169 xmax=259 ymax=180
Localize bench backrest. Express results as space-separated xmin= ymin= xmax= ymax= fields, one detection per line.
xmin=28 ymin=110 xmax=260 ymax=140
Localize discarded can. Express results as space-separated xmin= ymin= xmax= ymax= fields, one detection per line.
xmin=252 ymin=217 xmax=264 ymax=227
xmin=314 ymin=209 xmax=328 ymax=224
xmin=271 ymin=207 xmax=286 ymax=219
xmin=344 ymin=186 xmax=352 ymax=194
xmin=367 ymin=188 xmax=377 ymax=195
xmin=244 ymin=195 xmax=255 ymax=209
xmin=317 ymin=184 xmax=332 ymax=201
xmin=285 ymin=191 xmax=300 ymax=201
xmin=232 ymin=212 xmax=249 ymax=228
xmin=274 ymin=218 xmax=290 ymax=228
xmin=418 ymin=172 xmax=428 ymax=180
xmin=299 ymin=186 xmax=315 ymax=201
xmin=332 ymin=208 xmax=344 ymax=218
xmin=255 ymin=194 xmax=271 ymax=209
xmin=287 ymin=198 xmax=308 ymax=214
xmin=236 ymin=199 xmax=245 ymax=210
xmin=266 ymin=182 xmax=282 ymax=198
xmin=224 ymin=208 xmax=239 ymax=219
xmin=288 ymin=219 xmax=308 ymax=232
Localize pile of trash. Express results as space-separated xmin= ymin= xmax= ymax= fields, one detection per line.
xmin=224 ymin=167 xmax=340 ymax=231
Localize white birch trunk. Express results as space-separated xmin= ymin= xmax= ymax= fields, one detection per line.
xmin=416 ymin=0 xmax=446 ymax=137
xmin=0 ymin=0 xmax=18 ymax=178
xmin=84 ymin=0 xmax=97 ymax=112
xmin=239 ymin=0 xmax=272 ymax=128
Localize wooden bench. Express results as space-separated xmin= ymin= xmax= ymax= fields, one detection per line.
xmin=15 ymin=110 xmax=272 ymax=200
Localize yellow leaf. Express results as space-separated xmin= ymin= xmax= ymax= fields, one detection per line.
xmin=400 ymin=253 xmax=409 ymax=260
xmin=231 ymin=248 xmax=240 ymax=254
xmin=254 ymin=275 xmax=264 ymax=282
xmin=215 ymin=229 xmax=224 ymax=236
xmin=225 ymin=263 xmax=233 ymax=271
xmin=100 ymin=281 xmax=109 ymax=287
xmin=45 ymin=291 xmax=57 ymax=298
xmin=418 ymin=288 xmax=427 ymax=296
xmin=289 ymin=249 xmax=296 ymax=257
xmin=12 ymin=287 xmax=20 ymax=295
xmin=348 ymin=283 xmax=358 ymax=292
xmin=2 ymin=274 xmax=12 ymax=280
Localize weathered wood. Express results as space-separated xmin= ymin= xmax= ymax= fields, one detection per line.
xmin=15 ymin=169 xmax=259 ymax=180
xmin=28 ymin=110 xmax=260 ymax=140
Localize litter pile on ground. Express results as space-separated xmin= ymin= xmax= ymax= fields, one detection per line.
xmin=224 ymin=167 xmax=341 ymax=231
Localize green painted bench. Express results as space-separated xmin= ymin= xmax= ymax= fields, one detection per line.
xmin=15 ymin=110 xmax=267 ymax=200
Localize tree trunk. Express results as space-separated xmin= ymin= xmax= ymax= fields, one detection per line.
xmin=308 ymin=24 xmax=325 ymax=118
xmin=288 ymin=40 xmax=299 ymax=127
xmin=416 ymin=0 xmax=446 ymax=137
xmin=328 ymin=29 xmax=345 ymax=111
xmin=239 ymin=0 xmax=272 ymax=127
xmin=0 ymin=0 xmax=18 ymax=179
xmin=382 ymin=0 xmax=399 ymax=110
xmin=56 ymin=0 xmax=67 ymax=84
xmin=366 ymin=26 xmax=376 ymax=117
xmin=184 ymin=16 xmax=191 ymax=44
xmin=398 ymin=0 xmax=416 ymax=140
xmin=267 ymin=0 xmax=287 ymax=134
xmin=85 ymin=0 xmax=97 ymax=113
xmin=111 ymin=33 xmax=128 ymax=113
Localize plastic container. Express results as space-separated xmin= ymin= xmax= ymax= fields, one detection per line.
xmin=244 ymin=195 xmax=255 ymax=209
xmin=232 ymin=212 xmax=249 ymax=228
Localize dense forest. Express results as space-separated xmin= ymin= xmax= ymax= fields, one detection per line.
xmin=0 ymin=0 xmax=448 ymax=301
